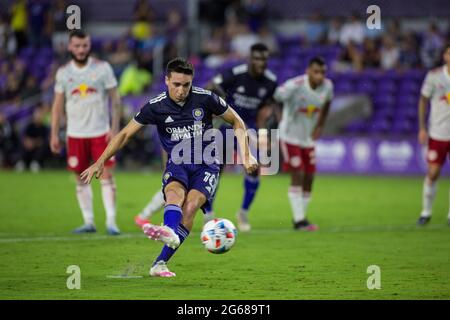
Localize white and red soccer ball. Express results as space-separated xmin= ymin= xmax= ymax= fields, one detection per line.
xmin=201 ymin=218 xmax=237 ymax=254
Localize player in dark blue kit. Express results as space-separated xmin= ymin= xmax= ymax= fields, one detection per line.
xmin=205 ymin=43 xmax=278 ymax=232
xmin=81 ymin=58 xmax=258 ymax=277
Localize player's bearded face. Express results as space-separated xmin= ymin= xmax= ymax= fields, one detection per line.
xmin=166 ymin=73 xmax=193 ymax=102
xmin=69 ymin=37 xmax=91 ymax=65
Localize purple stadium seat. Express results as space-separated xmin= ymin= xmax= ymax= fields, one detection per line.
xmin=334 ymin=81 xmax=354 ymax=94
xmin=391 ymin=119 xmax=413 ymax=134
xmin=376 ymin=80 xmax=397 ymax=93
xmin=345 ymin=120 xmax=369 ymax=134
xmin=369 ymin=118 xmax=391 ymax=133
xmin=397 ymin=94 xmax=418 ymax=107
xmin=399 ymin=80 xmax=420 ymax=93
xmin=355 ymin=80 xmax=376 ymax=94
xmin=373 ymin=94 xmax=395 ymax=107
xmin=374 ymin=107 xmax=394 ymax=119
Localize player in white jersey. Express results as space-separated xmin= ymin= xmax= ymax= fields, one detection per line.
xmin=50 ymin=30 xmax=122 ymax=235
xmin=274 ymin=57 xmax=333 ymax=231
xmin=417 ymin=43 xmax=450 ymax=226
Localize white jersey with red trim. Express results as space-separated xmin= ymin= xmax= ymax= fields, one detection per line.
xmin=420 ymin=65 xmax=450 ymax=141
xmin=54 ymin=57 xmax=118 ymax=138
xmin=274 ymin=74 xmax=334 ymax=147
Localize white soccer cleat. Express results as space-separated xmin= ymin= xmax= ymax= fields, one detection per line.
xmin=149 ymin=261 xmax=176 ymax=277
xmin=142 ymin=223 xmax=180 ymax=249
xmin=236 ymin=211 xmax=251 ymax=232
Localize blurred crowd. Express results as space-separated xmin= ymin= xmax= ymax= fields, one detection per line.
xmin=0 ymin=0 xmax=185 ymax=104
xmin=200 ymin=5 xmax=449 ymax=71
xmin=1 ymin=0 xmax=449 ymax=171
xmin=0 ymin=0 xmax=185 ymax=171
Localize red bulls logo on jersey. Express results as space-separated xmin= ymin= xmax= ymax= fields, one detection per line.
xmin=70 ymin=83 xmax=98 ymax=97
xmin=438 ymin=92 xmax=450 ymax=104
xmin=298 ymin=104 xmax=320 ymax=117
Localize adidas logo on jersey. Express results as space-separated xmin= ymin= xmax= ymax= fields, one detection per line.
xmin=165 ymin=116 xmax=174 ymax=123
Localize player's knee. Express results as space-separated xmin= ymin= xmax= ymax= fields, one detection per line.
xmin=291 ymin=171 xmax=302 ymax=186
xmin=165 ymin=188 xmax=185 ymax=206
xmin=428 ymin=166 xmax=441 ymax=181
xmin=100 ymin=170 xmax=113 ymax=180
xmin=75 ymin=174 xmax=87 ymax=185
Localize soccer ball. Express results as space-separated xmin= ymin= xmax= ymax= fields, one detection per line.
xmin=201 ymin=218 xmax=237 ymax=254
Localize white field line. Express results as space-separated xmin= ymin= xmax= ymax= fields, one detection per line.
xmin=0 ymin=224 xmax=447 ymax=244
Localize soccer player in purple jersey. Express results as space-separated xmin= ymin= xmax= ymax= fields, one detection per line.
xmin=81 ymin=58 xmax=258 ymax=277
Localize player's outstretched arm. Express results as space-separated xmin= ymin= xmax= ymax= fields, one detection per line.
xmin=80 ymin=119 xmax=143 ymax=183
xmin=107 ymin=87 xmax=123 ymax=141
xmin=220 ymin=107 xmax=258 ymax=174
xmin=418 ymin=95 xmax=430 ymax=144
xmin=50 ymin=92 xmax=65 ymax=154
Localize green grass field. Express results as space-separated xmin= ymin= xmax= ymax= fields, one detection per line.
xmin=0 ymin=170 xmax=449 ymax=300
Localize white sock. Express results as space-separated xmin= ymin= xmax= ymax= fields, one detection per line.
xmin=288 ymin=186 xmax=305 ymax=223
xmin=140 ymin=189 xmax=165 ymax=219
xmin=238 ymin=208 xmax=249 ymax=219
xmin=76 ymin=183 xmax=94 ymax=226
xmin=101 ymin=178 xmax=117 ymax=228
xmin=302 ymin=192 xmax=311 ymax=217
xmin=204 ymin=211 xmax=215 ymax=221
xmin=421 ymin=178 xmax=437 ymax=218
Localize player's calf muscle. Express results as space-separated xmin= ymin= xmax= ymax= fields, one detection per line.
xmin=182 ymin=193 xmax=206 ymax=229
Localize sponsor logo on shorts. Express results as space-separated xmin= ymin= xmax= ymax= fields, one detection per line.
xmin=428 ymin=150 xmax=438 ymax=161
xmin=68 ymin=156 xmax=79 ymax=168
xmin=290 ymin=156 xmax=301 ymax=168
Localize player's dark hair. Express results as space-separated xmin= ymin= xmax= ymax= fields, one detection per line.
xmin=308 ymin=56 xmax=326 ymax=67
xmin=166 ymin=57 xmax=194 ymax=77
xmin=250 ymin=43 xmax=269 ymax=53
xmin=69 ymin=29 xmax=88 ymax=40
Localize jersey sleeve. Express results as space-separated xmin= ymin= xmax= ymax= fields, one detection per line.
xmin=212 ymin=68 xmax=235 ymax=92
xmin=274 ymin=79 xmax=296 ymax=102
xmin=420 ymin=72 xmax=434 ymax=98
xmin=134 ymin=101 xmax=157 ymax=125
xmin=54 ymin=69 xmax=65 ymax=93
xmin=102 ymin=62 xmax=118 ymax=89
xmin=207 ymin=92 xmax=229 ymax=116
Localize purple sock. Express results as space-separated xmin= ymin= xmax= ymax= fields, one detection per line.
xmin=153 ymin=224 xmax=190 ymax=265
xmin=241 ymin=175 xmax=260 ymax=211
xmin=164 ymin=204 xmax=182 ymax=232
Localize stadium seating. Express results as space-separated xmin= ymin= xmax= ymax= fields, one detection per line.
xmin=1 ymin=35 xmax=427 ymax=138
